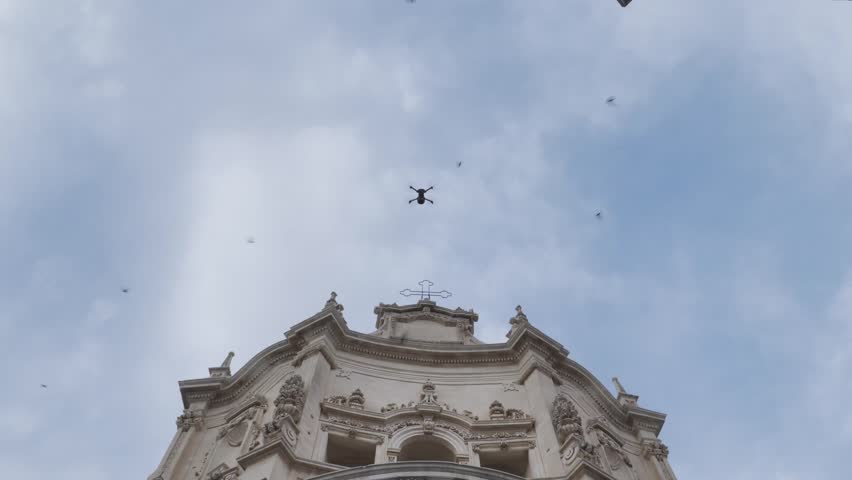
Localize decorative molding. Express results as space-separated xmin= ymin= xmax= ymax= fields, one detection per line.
xmin=176 ymin=409 xmax=205 ymax=432
xmin=641 ymin=439 xmax=670 ymax=461
xmin=502 ymin=383 xmax=520 ymax=392
xmin=207 ymin=463 xmax=240 ymax=480
xmin=335 ymin=368 xmax=352 ymax=379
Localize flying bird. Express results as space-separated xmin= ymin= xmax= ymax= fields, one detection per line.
xmin=121 ymin=288 xmax=129 ymax=293
xmin=617 ymin=0 xmax=633 ymax=6
xmin=606 ymin=96 xmax=616 ymax=106
xmin=40 ymin=384 xmax=47 ymax=388
xmin=457 ymin=161 xmax=463 ymax=168
xmin=247 ymin=237 xmax=256 ymax=244
xmin=595 ymin=211 xmax=602 ymax=219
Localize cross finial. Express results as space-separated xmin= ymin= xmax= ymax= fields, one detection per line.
xmin=400 ymin=280 xmax=452 ymax=300
xmin=612 ymin=377 xmax=626 ymax=394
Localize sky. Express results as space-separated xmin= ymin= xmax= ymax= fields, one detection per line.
xmin=1 ymin=0 xmax=851 ymax=478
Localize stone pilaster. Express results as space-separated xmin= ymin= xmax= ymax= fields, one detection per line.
xmin=522 ymin=366 xmax=565 ymax=476
xmin=293 ymin=347 xmax=333 ymax=460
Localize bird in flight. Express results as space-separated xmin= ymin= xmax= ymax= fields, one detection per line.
xmin=40 ymin=384 xmax=47 ymax=388
xmin=606 ymin=96 xmax=616 ymax=106
xmin=595 ymin=211 xmax=603 ymax=219
xmin=457 ymin=161 xmax=463 ymax=168
xmin=247 ymin=237 xmax=256 ymax=244
xmin=121 ymin=288 xmax=129 ymax=293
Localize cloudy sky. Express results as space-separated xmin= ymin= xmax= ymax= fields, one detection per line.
xmin=2 ymin=0 xmax=852 ymax=478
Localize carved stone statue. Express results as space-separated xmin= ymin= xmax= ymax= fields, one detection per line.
xmin=348 ymin=388 xmax=365 ymax=410
xmin=510 ymin=305 xmax=528 ymax=328
xmin=325 ymin=291 xmax=344 ymax=311
xmin=489 ymin=400 xmax=506 ymax=420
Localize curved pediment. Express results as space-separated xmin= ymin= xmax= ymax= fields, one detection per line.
xmin=178 ymin=299 xmax=665 ymax=438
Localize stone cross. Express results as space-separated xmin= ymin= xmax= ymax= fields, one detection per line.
xmin=400 ymin=280 xmax=452 ymax=300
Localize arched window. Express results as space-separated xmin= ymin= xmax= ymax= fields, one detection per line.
xmin=398 ymin=435 xmax=456 ymax=463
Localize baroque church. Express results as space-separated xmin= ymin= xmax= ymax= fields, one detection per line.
xmin=148 ymin=292 xmax=677 ymax=480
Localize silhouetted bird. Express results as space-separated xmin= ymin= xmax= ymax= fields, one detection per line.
xmin=595 ymin=211 xmax=602 ymax=219
xmin=121 ymin=288 xmax=129 ymax=293
xmin=457 ymin=161 xmax=463 ymax=168
xmin=247 ymin=237 xmax=256 ymax=244
xmin=40 ymin=384 xmax=47 ymax=388
xmin=606 ymin=96 xmax=616 ymax=105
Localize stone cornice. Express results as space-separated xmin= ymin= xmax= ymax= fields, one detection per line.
xmin=178 ymin=338 xmax=302 ymax=409
xmin=236 ymin=437 xmax=341 ymax=474
xmin=319 ymin=402 xmax=536 ymax=433
xmin=176 ymin=302 xmax=669 ymax=439
xmin=373 ymin=299 xmax=479 ymax=329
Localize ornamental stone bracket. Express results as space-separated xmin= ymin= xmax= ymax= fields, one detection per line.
xmin=176 ymin=408 xmax=206 ymax=432
xmin=207 ymin=462 xmax=240 ymax=480
xmin=563 ymin=460 xmax=618 ymax=480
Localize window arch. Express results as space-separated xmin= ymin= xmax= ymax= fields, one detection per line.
xmin=398 ymin=435 xmax=456 ymax=463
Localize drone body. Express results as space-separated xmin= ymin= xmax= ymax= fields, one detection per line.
xmin=409 ymin=186 xmax=434 ymax=205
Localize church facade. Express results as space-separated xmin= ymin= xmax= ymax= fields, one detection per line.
xmin=148 ymin=293 xmax=677 ymax=480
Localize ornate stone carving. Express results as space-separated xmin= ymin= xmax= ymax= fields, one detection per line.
xmin=420 ymin=379 xmax=438 ymax=404
xmin=335 ymin=368 xmax=352 ymax=379
xmin=273 ymin=375 xmax=305 ymax=423
xmin=489 ymin=400 xmax=505 ymax=420
xmin=423 ymin=414 xmax=435 ymax=434
xmin=176 ymin=409 xmax=204 ymax=432
xmin=248 ymin=424 xmax=261 ymax=451
xmin=321 ymin=415 xmax=529 ymax=443
xmin=381 ymin=403 xmax=400 ymax=413
xmin=348 ymin=389 xmax=365 ymax=410
xmin=551 ymin=394 xmax=583 ymax=443
xmin=461 ymin=410 xmax=480 ymax=421
xmin=505 ymin=408 xmax=528 ymax=420
xmin=502 ymin=383 xmax=520 ymax=392
xmin=207 ymin=463 xmax=239 ymax=480
xmin=217 ymin=406 xmax=258 ymax=446
xmin=324 ymin=395 xmax=348 ymax=406
xmin=642 ymin=439 xmax=669 ymax=461
xmin=510 ymin=305 xmax=528 ymax=327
